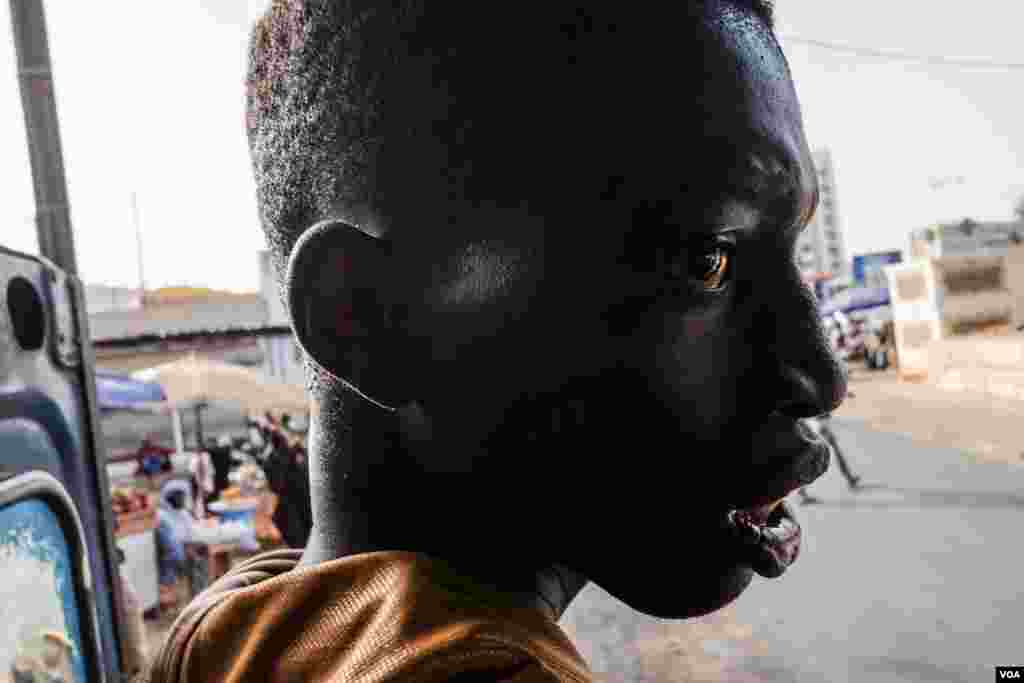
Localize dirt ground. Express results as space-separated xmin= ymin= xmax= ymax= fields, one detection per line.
xmin=836 ymin=365 xmax=1024 ymax=467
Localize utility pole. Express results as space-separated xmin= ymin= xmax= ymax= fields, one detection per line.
xmin=131 ymin=191 xmax=146 ymax=299
xmin=9 ymin=0 xmax=78 ymax=275
xmin=10 ymin=4 xmax=132 ymax=676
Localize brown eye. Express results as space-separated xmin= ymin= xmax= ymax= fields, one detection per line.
xmin=691 ymin=244 xmax=732 ymax=291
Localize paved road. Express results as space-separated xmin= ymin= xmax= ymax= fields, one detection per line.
xmin=560 ymin=419 xmax=1024 ymax=682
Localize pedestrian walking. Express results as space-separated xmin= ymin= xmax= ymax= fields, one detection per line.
xmin=799 ymin=414 xmax=862 ymax=505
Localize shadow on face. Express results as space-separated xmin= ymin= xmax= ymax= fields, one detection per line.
xmin=280 ymin=1 xmax=847 ymax=618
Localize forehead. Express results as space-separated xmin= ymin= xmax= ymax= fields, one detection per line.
xmin=356 ymin=4 xmax=808 ymax=241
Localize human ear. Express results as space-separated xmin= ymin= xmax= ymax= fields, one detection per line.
xmin=286 ymin=219 xmax=409 ymax=409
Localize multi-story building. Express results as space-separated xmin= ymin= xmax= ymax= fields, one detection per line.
xmin=795 ymin=148 xmax=847 ymax=280
xmin=909 ymin=219 xmax=1023 ymax=261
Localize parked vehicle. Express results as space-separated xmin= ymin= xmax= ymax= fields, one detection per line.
xmin=1 ymin=247 xmax=127 ymax=682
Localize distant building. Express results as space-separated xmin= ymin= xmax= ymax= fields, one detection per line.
xmin=795 ymin=148 xmax=848 ymax=280
xmin=89 ymin=287 xmax=269 ymax=372
xmin=258 ymin=251 xmax=305 ymax=387
xmin=84 ymin=284 xmax=142 ymax=315
xmin=885 ymin=248 xmax=1024 ymax=383
xmin=909 ymin=219 xmax=1024 ymax=261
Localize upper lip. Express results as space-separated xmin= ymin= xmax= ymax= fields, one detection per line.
xmin=726 ymin=412 xmax=830 ymax=511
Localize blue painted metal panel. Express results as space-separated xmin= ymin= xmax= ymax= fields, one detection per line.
xmin=0 ymin=246 xmax=123 ymax=679
xmin=0 ymin=498 xmax=88 ymax=682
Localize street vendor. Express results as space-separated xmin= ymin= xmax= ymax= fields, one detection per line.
xmin=146 ymin=1 xmax=846 ymax=681
xmin=206 ymin=435 xmax=235 ymax=501
xmin=155 ymin=480 xmax=192 ymax=608
xmin=135 ymin=434 xmax=174 ymax=478
xmin=263 ymin=431 xmax=312 ymax=549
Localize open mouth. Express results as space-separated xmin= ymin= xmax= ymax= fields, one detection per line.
xmin=723 ymin=415 xmax=831 ymax=579
xmin=728 ymin=498 xmax=801 ymax=578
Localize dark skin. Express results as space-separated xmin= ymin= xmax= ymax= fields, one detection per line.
xmin=284 ymin=2 xmax=846 ymax=622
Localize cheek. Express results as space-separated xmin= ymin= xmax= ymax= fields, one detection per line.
xmin=653 ymin=312 xmax=748 ymax=428
xmin=684 ymin=316 xmax=711 ymax=339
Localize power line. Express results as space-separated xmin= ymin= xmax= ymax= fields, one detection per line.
xmin=779 ymin=34 xmax=1024 ymax=71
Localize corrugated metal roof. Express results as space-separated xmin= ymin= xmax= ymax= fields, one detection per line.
xmin=89 ymin=295 xmax=268 ymax=341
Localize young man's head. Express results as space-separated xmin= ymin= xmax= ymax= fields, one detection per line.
xmin=247 ymin=0 xmax=846 ymax=619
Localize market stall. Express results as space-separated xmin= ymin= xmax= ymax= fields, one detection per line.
xmin=110 ymin=485 xmax=159 ymax=613
xmin=121 ymin=355 xmax=308 ymax=603
xmin=132 ymin=353 xmax=309 ymax=446
xmin=96 ymin=372 xmax=168 ymax=613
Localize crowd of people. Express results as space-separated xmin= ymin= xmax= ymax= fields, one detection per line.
xmin=151 ymin=412 xmax=313 ymax=609
xmin=824 ymin=311 xmax=895 ymax=371
xmin=251 ymin=413 xmax=313 ymax=551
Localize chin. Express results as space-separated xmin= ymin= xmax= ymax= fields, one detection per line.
xmin=563 ymin=504 xmax=767 ymax=620
xmin=590 ymin=559 xmax=755 ymax=620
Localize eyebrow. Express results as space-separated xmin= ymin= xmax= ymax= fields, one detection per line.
xmin=721 ymin=145 xmax=809 ymax=236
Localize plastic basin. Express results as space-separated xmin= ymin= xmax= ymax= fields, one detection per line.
xmin=208 ymin=500 xmax=259 ymax=526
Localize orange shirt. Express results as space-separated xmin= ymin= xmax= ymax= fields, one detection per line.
xmin=145 ymin=549 xmax=591 ymax=682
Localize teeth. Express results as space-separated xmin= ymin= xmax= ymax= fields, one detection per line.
xmin=728 ymin=510 xmax=762 ymax=542
xmin=744 ymin=497 xmax=786 ymax=525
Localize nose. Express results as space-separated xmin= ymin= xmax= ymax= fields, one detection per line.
xmin=776 ymin=361 xmax=847 ymax=419
xmin=769 ymin=275 xmax=848 ymax=419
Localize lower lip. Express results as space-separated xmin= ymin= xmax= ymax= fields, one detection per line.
xmin=727 ymin=500 xmax=802 ymax=578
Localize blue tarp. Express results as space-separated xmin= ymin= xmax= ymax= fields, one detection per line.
xmin=95 ymin=370 xmax=166 ymax=412
xmin=819 ymin=286 xmax=891 ymax=316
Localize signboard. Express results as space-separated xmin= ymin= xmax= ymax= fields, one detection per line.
xmin=884 ymin=261 xmax=942 ymax=378
xmin=819 ymin=286 xmax=890 ymax=316
xmin=853 ymin=251 xmax=902 ymax=289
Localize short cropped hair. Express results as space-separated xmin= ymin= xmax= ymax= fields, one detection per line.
xmin=247 ymin=1 xmax=399 ymax=293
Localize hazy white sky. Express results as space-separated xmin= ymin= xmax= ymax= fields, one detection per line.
xmin=2 ymin=1 xmax=1022 ymax=291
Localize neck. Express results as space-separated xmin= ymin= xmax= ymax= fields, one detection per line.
xmin=298 ymin=390 xmax=586 ymax=618
xmin=299 ymin=392 xmax=388 ymax=564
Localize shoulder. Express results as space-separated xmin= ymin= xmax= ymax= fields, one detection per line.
xmin=144 ymin=549 xmax=303 ymax=683
xmin=142 ymin=550 xmax=591 ymax=683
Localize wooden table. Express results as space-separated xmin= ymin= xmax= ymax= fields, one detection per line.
xmin=184 ymin=541 xmax=237 ymax=593
xmin=114 ymin=505 xmax=157 ymax=538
